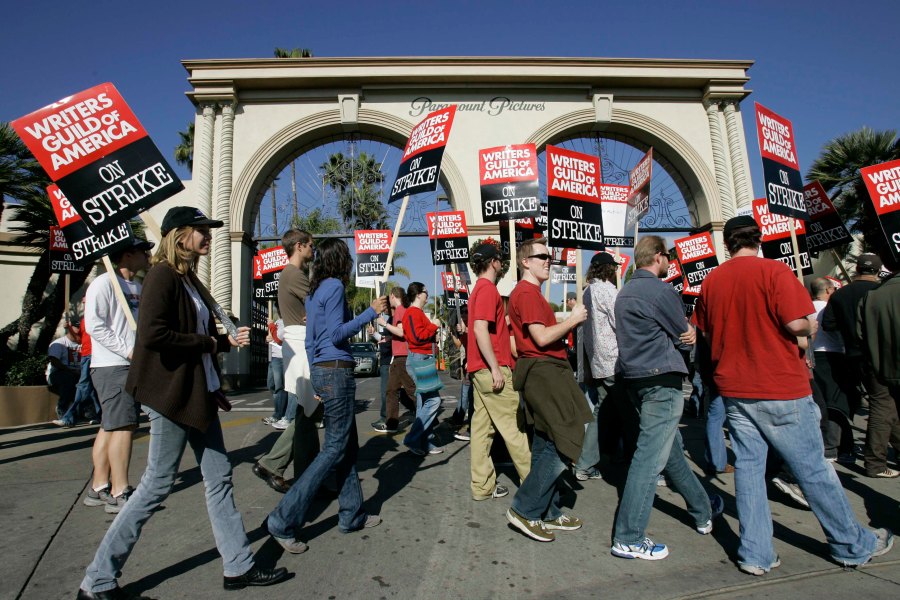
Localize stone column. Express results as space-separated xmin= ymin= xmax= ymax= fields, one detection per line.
xmin=705 ymin=100 xmax=734 ymax=221
xmin=212 ymin=101 xmax=235 ymax=313
xmin=723 ymin=100 xmax=752 ymax=209
xmin=195 ymin=102 xmax=216 ymax=286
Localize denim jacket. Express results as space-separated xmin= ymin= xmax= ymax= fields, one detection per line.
xmin=614 ymin=269 xmax=690 ymax=379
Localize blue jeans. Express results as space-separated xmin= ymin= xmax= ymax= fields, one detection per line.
xmin=403 ymin=353 xmax=442 ymax=452
xmin=688 ymin=369 xmax=703 ymax=415
xmin=268 ymin=356 xmax=287 ymax=420
xmin=511 ymin=430 xmax=566 ymax=520
xmin=268 ymin=365 xmax=367 ymax=538
xmin=613 ymin=385 xmax=712 ymax=545
xmin=574 ymin=383 xmax=601 ymax=472
xmin=705 ymin=390 xmax=728 ymax=472
xmin=285 ymin=393 xmax=298 ymax=422
xmin=725 ymin=395 xmax=876 ymax=569
xmin=62 ymin=356 xmax=100 ymax=424
xmin=81 ymin=407 xmax=254 ymax=592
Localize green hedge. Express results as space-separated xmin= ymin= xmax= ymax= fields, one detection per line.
xmin=2 ymin=352 xmax=49 ymax=386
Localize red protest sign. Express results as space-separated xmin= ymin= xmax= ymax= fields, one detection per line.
xmin=546 ymin=145 xmax=603 ymax=250
xmin=755 ymin=103 xmax=799 ymax=170
xmin=479 ymin=143 xmax=540 ymax=222
xmin=426 ymin=211 xmax=469 ymax=264
xmin=546 ymin=145 xmax=601 ymax=204
xmin=860 ymin=159 xmax=900 ymax=263
xmin=755 ymin=103 xmax=806 ymax=221
xmin=49 ymin=226 xmax=85 ymax=274
xmin=600 ymin=184 xmax=633 ymax=247
xmin=257 ymin=246 xmax=289 ymax=275
xmin=390 ymin=106 xmax=457 ymax=202
xmin=752 ymin=198 xmax=813 ymax=275
xmin=674 ymin=232 xmax=719 ymax=292
xmin=624 ymin=148 xmax=653 ymax=231
xmin=47 ymin=184 xmax=134 ymax=265
xmin=802 ymin=181 xmax=852 ymax=251
xmin=355 ymin=230 xmax=393 ymax=280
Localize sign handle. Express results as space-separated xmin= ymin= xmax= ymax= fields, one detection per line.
xmin=382 ymin=196 xmax=409 ymax=285
xmin=64 ymin=274 xmax=71 ymax=322
xmin=562 ymin=282 xmax=568 ymax=312
xmin=788 ymin=219 xmax=804 ymax=282
xmin=614 ymin=247 xmax=622 ymax=289
xmin=102 ymin=256 xmax=137 ymax=331
xmin=575 ymin=250 xmax=584 ymax=305
xmin=449 ymin=263 xmax=463 ymax=325
xmin=830 ymin=248 xmax=852 ymax=282
xmin=507 ymin=220 xmax=517 ymax=290
xmin=268 ymin=300 xmax=273 ymax=320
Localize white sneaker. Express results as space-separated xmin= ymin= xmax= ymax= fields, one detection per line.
xmin=272 ymin=418 xmax=290 ymax=430
xmin=611 ymin=537 xmax=669 ymax=560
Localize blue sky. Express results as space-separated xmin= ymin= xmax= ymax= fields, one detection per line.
xmin=3 ymin=0 xmax=898 ymax=303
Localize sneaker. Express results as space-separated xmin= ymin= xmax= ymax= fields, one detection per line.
xmin=83 ymin=486 xmax=114 ymax=507
xmin=697 ymin=494 xmax=725 ymax=534
xmin=575 ymin=467 xmax=602 ymax=481
xmin=371 ymin=418 xmax=385 ymax=428
xmin=836 ymin=453 xmax=856 ymax=466
xmin=506 ymin=508 xmax=554 ymax=542
xmin=272 ymin=534 xmax=308 ymax=554
xmin=341 ymin=514 xmax=382 ymax=533
xmin=428 ymin=446 xmax=444 ymax=455
xmin=656 ymin=474 xmax=667 ymax=487
xmin=871 ymin=467 xmax=900 ymax=478
xmin=543 ymin=514 xmax=583 ymax=531
xmin=372 ymin=421 xmax=398 ymax=434
xmin=52 ymin=418 xmax=74 ymax=428
xmin=407 ymin=446 xmax=427 ymax=456
xmin=272 ymin=418 xmax=290 ymax=430
xmin=261 ymin=416 xmax=276 ymax=425
xmin=105 ymin=486 xmax=135 ymax=514
xmin=454 ymin=429 xmax=471 ymax=441
xmin=739 ymin=556 xmax=781 ymax=575
xmin=771 ymin=476 xmax=810 ymax=509
xmin=870 ymin=528 xmax=895 ymax=559
xmin=611 ymin=537 xmax=669 ymax=560
xmin=473 ymin=485 xmax=509 ymax=501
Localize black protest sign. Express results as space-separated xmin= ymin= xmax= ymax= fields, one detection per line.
xmin=624 ymin=148 xmax=653 ymax=231
xmin=674 ymin=232 xmax=720 ymax=295
xmin=550 ymin=247 xmax=577 ymax=284
xmin=803 ymin=181 xmax=852 ymax=251
xmin=755 ymin=103 xmax=808 ymax=221
xmin=441 ymin=270 xmax=470 ymax=309
xmin=479 ymin=144 xmax=540 ymax=222
xmin=861 ymin=159 xmax=900 ymax=264
xmin=545 ymin=145 xmax=603 ymax=250
xmin=752 ymin=198 xmax=813 ymax=275
xmin=49 ymin=226 xmax=85 ymax=274
xmin=48 ymin=184 xmax=134 ymax=265
xmin=663 ymin=251 xmax=685 ymax=295
xmin=534 ymin=202 xmax=548 ymax=235
xmin=12 ymin=83 xmax=183 ymax=235
xmin=499 ymin=218 xmax=537 ymax=258
xmin=254 ymin=246 xmax=288 ymax=299
xmin=427 ymin=211 xmax=469 ymax=265
xmin=355 ymin=230 xmax=393 ymax=288
xmin=390 ymin=106 xmax=457 ymax=202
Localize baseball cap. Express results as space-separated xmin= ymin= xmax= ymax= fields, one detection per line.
xmin=566 ymin=291 xmax=576 ymax=301
xmin=590 ymin=252 xmax=618 ymax=266
xmin=129 ymin=237 xmax=155 ymax=251
xmin=723 ymin=215 xmax=758 ymax=238
xmin=472 ymin=243 xmax=501 ymax=260
xmin=856 ymin=253 xmax=882 ymax=274
xmin=160 ymin=206 xmax=224 ymax=237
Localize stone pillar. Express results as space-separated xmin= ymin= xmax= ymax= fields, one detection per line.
xmin=195 ymin=102 xmax=216 ymax=286
xmin=212 ymin=101 xmax=235 ymax=313
xmin=704 ymin=100 xmax=734 ymax=222
xmin=723 ymin=100 xmax=752 ymax=209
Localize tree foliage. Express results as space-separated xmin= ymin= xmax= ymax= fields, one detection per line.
xmin=274 ymin=48 xmax=314 ymax=58
xmin=174 ymin=122 xmax=194 ymax=172
xmin=320 ymin=151 xmax=388 ymax=231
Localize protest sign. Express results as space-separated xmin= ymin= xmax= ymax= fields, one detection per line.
xmin=546 ymin=145 xmax=603 ymax=251
xmin=355 ymin=230 xmax=393 ymax=288
xmin=550 ymin=247 xmax=577 ymax=284
xmin=49 ymin=226 xmax=85 ymax=274
xmin=663 ymin=252 xmax=685 ymax=295
xmin=674 ymin=232 xmax=720 ymax=297
xmin=389 ymin=106 xmax=457 ymax=202
xmin=254 ymin=246 xmax=288 ymax=299
xmin=860 ymin=159 xmax=900 ymax=264
xmin=803 ymin=181 xmax=852 ymax=252
xmin=48 ymin=184 xmax=134 ymax=265
xmin=478 ymin=144 xmax=540 ymax=222
xmin=624 ymin=148 xmax=653 ymax=232
xmin=533 ymin=202 xmax=548 ymax=235
xmin=499 ymin=217 xmax=537 ymax=258
xmin=426 ymin=210 xmax=469 ymax=265
xmin=12 ymin=83 xmax=183 ymax=235
xmin=599 ymin=183 xmax=634 ymax=247
xmin=752 ymin=198 xmax=813 ymax=275
xmin=755 ymin=103 xmax=807 ymax=221
xmin=441 ymin=269 xmax=470 ymax=309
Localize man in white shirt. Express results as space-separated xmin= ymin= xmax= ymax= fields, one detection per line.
xmin=83 ymin=238 xmax=152 ymax=513
xmin=47 ymin=325 xmax=82 ymax=419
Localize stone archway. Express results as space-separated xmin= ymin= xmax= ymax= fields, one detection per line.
xmin=180 ymin=56 xmax=754 ymax=381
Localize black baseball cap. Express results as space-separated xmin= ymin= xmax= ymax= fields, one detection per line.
xmin=160 ymin=206 xmax=224 ymax=237
xmin=723 ymin=215 xmax=759 ymax=238
xmin=472 ymin=243 xmax=501 ymax=260
xmin=590 ymin=252 xmax=618 ymax=266
xmin=856 ymin=253 xmax=883 ymax=274
xmin=129 ymin=237 xmax=155 ymax=251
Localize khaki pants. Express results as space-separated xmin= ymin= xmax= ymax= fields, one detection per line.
xmin=470 ymin=367 xmax=531 ymax=498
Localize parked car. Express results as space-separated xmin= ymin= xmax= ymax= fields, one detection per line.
xmin=351 ymin=342 xmax=379 ymax=376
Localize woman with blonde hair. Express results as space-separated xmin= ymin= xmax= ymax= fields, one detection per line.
xmin=77 ymin=207 xmax=288 ymax=599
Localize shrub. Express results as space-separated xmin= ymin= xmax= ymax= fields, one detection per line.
xmin=2 ymin=352 xmax=49 ymax=386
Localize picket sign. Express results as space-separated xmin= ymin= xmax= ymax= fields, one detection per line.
xmin=575 ymin=251 xmax=583 ymax=305
xmin=614 ymin=247 xmax=622 ymax=289
xmin=788 ymin=220 xmax=804 ymax=282
xmin=101 ymin=255 xmax=137 ymax=331
xmin=507 ymin=219 xmax=517 ymax=295
xmin=830 ymin=248 xmax=852 ymax=282
xmin=64 ymin=275 xmax=71 ymax=319
xmin=449 ymin=262 xmax=463 ymax=325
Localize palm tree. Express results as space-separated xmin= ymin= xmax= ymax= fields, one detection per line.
xmin=1 ymin=122 xmax=48 ymax=223
xmin=274 ymin=48 xmax=314 ymax=58
xmin=320 ymin=151 xmax=388 ymax=230
xmin=807 ymin=127 xmax=900 ymax=251
xmin=291 ymin=208 xmax=341 ymax=234
xmin=174 ymin=122 xmax=194 ymax=172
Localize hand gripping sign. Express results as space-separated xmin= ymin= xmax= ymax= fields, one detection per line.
xmin=546 ymin=145 xmax=604 ymax=251
xmin=752 ymin=199 xmax=813 ymax=275
xmin=427 ymin=210 xmax=469 ymax=265
xmin=479 ymin=144 xmax=540 ymax=222
xmin=12 ymin=83 xmax=184 ymax=235
xmin=860 ymin=159 xmax=900 ymax=264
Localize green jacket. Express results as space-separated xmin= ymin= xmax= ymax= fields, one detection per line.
xmin=858 ymin=273 xmax=900 ymax=386
xmin=513 ymin=357 xmax=592 ymax=462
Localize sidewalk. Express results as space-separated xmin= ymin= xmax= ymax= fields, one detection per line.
xmin=2 ymin=378 xmax=898 ymax=599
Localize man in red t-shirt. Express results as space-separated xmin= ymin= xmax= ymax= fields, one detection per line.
xmin=695 ymin=215 xmax=892 ymax=574
xmin=376 ymin=287 xmax=417 ymax=433
xmin=466 ymin=243 xmax=531 ymax=501
xmin=505 ymin=237 xmax=590 ymax=542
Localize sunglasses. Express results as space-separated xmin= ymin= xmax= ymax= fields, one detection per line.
xmin=528 ymin=253 xmax=552 ymax=261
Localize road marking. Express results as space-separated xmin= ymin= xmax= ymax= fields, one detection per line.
xmin=246 ymin=399 xmax=268 ymax=406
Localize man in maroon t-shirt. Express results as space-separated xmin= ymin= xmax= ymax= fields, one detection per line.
xmin=505 ymin=237 xmax=590 ymax=542
xmin=376 ymin=287 xmax=417 ymax=433
xmin=695 ymin=215 xmax=892 ymax=574
xmin=466 ymin=243 xmax=531 ymax=501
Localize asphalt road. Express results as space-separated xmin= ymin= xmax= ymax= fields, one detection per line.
xmin=2 ymin=371 xmax=899 ymax=599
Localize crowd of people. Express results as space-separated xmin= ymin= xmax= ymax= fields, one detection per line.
xmin=68 ymin=208 xmax=896 ymax=598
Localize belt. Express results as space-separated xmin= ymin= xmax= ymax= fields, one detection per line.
xmin=316 ymin=360 xmax=355 ymax=369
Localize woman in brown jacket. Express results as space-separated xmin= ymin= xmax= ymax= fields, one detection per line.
xmin=78 ymin=207 xmax=288 ymax=599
